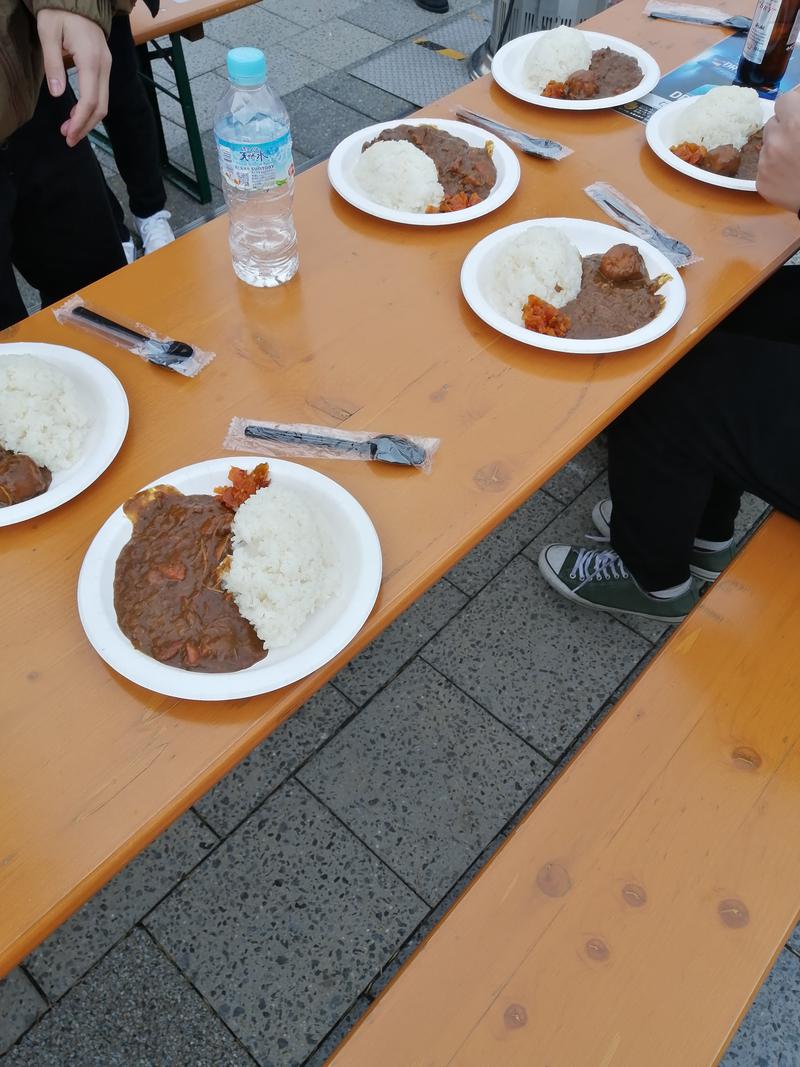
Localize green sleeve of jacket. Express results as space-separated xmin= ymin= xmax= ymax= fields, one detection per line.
xmin=22 ymin=0 xmax=133 ymax=36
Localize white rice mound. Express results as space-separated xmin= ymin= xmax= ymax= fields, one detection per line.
xmin=223 ymin=485 xmax=340 ymax=649
xmin=676 ymin=85 xmax=762 ymax=151
xmin=0 ymin=354 xmax=91 ymax=471
xmin=524 ymin=25 xmax=592 ymax=94
xmin=484 ymin=226 xmax=583 ymax=325
xmin=354 ymin=139 xmax=444 ymax=213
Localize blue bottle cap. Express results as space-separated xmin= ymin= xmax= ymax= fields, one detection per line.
xmin=227 ymin=47 xmax=267 ymax=86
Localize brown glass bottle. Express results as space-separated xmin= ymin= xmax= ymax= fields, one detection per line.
xmin=735 ymin=0 xmax=800 ymax=95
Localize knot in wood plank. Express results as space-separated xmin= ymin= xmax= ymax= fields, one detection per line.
xmin=536 ymin=862 xmax=571 ymax=897
xmin=503 ymin=1003 xmax=528 ymax=1029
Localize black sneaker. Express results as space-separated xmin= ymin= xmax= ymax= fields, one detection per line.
xmin=591 ymin=498 xmax=736 ymax=582
xmin=415 ymin=0 xmax=449 ymax=12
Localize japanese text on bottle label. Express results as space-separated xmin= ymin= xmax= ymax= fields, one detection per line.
xmin=215 ymin=132 xmax=293 ymax=191
xmin=743 ymin=0 xmax=782 ymax=63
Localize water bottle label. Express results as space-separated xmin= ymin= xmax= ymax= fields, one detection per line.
xmin=743 ymin=0 xmax=782 ymax=63
xmin=215 ymin=131 xmax=293 ymax=191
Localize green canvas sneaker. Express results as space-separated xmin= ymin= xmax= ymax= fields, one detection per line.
xmin=538 ymin=544 xmax=699 ymax=623
xmin=591 ymin=498 xmax=736 ymax=582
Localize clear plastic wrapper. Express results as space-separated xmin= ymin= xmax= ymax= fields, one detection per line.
xmin=224 ymin=417 xmax=440 ymax=473
xmin=644 ymin=0 xmax=735 ymax=24
xmin=585 ymin=182 xmax=702 ymax=268
xmin=453 ymin=107 xmax=573 ymax=160
xmin=53 ymin=296 xmax=215 ymax=377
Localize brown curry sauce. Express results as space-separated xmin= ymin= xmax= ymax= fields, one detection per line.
xmin=0 ymin=447 xmax=52 ymax=507
xmin=542 ymin=47 xmax=642 ymax=101
xmin=364 ymin=124 xmax=497 ymax=211
xmin=522 ymin=244 xmax=666 ymax=340
xmin=670 ymin=130 xmax=763 ymax=181
xmin=114 ymin=465 xmax=271 ymax=674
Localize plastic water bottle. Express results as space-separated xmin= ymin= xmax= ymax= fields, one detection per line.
xmin=213 ymin=47 xmax=299 ymax=287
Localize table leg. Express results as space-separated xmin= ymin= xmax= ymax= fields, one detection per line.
xmin=170 ymin=32 xmax=213 ymax=205
xmin=136 ymin=41 xmax=170 ymax=166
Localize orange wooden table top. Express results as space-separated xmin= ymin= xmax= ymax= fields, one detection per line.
xmin=1 ymin=0 xmax=797 ymax=978
xmin=130 ymin=0 xmax=258 ymax=44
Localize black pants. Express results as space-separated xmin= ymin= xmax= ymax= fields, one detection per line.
xmin=0 ymin=85 xmax=126 ymax=332
xmin=609 ymin=267 xmax=800 ymax=590
xmin=104 ymin=15 xmax=166 ymax=225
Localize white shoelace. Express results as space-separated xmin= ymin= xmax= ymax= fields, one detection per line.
xmin=569 ymin=547 xmax=629 ymax=591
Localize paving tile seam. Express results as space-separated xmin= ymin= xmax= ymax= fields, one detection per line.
xmin=16 ymin=965 xmax=47 ymax=1007
xmin=12 ymin=820 xmax=228 ymax=1030
xmin=444 ymin=486 xmax=569 ymax=599
xmin=308 ymin=81 xmax=416 ymax=122
xmin=137 ymin=923 xmax=262 ymax=1065
xmin=189 ymin=803 xmax=224 ymax=840
xmin=195 ymin=689 xmax=363 ymax=839
xmin=536 ymin=641 xmax=662 ymax=773
xmin=329 ymin=575 xmax=471 ymax=710
xmin=301 ymin=993 xmax=368 ymax=1066
xmin=414 ymin=652 xmax=556 ymax=768
xmin=327 ymin=69 xmax=417 ymax=110
xmin=0 ymin=967 xmax=48 ymax=1057
xmin=293 ymin=776 xmax=432 ymax=907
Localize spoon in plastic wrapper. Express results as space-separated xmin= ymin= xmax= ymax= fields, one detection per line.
xmin=224 ymin=418 xmax=440 ymax=472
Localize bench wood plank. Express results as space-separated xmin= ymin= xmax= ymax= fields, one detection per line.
xmin=328 ymin=512 xmax=800 ymax=1067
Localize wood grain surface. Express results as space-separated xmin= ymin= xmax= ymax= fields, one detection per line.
xmin=131 ymin=0 xmax=258 ymax=43
xmin=1 ymin=0 xmax=797 ymax=977
xmin=327 ymin=512 xmax=800 ymax=1067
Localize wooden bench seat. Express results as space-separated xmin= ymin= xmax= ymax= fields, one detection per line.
xmin=327 ymin=511 xmax=800 ymax=1067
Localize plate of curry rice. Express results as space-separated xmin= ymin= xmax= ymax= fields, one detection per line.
xmin=460 ymin=218 xmax=686 ymax=355
xmin=327 ymin=117 xmax=521 ymax=226
xmin=77 ymin=456 xmax=382 ymax=701
xmin=0 ymin=342 xmax=128 ymax=527
xmin=645 ymin=95 xmax=774 ymax=192
xmin=492 ymin=30 xmax=660 ymax=111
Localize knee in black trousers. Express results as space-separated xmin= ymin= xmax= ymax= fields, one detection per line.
xmin=608 ymin=284 xmax=800 ymax=590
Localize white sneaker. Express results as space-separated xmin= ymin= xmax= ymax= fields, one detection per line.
xmin=134 ymin=210 xmax=175 ymax=255
xmin=122 ymin=238 xmax=136 ymax=265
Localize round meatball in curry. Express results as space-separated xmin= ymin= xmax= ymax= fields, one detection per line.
xmin=702 ymin=144 xmax=741 ymax=177
xmin=565 ymin=69 xmax=599 ymax=99
xmin=599 ymin=243 xmax=646 ymax=284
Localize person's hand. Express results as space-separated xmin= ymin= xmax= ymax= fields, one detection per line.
xmin=757 ymin=88 xmax=800 ymax=213
xmin=36 ymin=9 xmax=111 ymax=147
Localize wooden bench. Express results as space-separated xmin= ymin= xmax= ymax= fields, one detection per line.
xmin=327 ymin=511 xmax=800 ymax=1067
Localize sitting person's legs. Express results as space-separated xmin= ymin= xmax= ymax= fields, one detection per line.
xmin=539 ymin=298 xmax=800 ymax=621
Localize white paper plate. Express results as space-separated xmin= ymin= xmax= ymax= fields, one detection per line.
xmin=460 ymin=217 xmax=686 ymax=355
xmin=646 ymin=95 xmax=773 ymax=192
xmin=0 ymin=342 xmax=128 ymax=527
xmin=78 ymin=456 xmax=383 ymax=700
xmin=492 ymin=31 xmax=660 ymax=110
xmin=327 ymin=117 xmax=521 ymax=226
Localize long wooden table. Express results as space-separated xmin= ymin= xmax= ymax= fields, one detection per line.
xmin=1 ymin=0 xmax=797 ymax=979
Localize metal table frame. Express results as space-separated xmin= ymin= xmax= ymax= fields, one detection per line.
xmin=91 ymin=29 xmax=212 ymax=205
